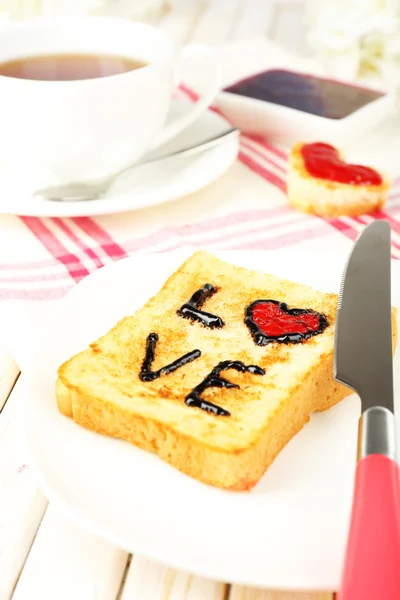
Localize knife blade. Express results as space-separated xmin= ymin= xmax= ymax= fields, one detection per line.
xmin=335 ymin=219 xmax=393 ymax=412
xmin=335 ymin=221 xmax=400 ymax=600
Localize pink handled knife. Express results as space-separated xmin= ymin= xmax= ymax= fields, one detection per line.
xmin=335 ymin=220 xmax=400 ymax=600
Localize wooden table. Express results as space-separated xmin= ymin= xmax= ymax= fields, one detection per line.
xmin=0 ymin=2 xmax=334 ymax=598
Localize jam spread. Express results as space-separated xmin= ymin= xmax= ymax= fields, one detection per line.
xmin=224 ymin=69 xmax=385 ymax=120
xmin=185 ymin=360 xmax=265 ymax=416
xmin=178 ymin=283 xmax=224 ymax=328
xmin=141 ymin=290 xmax=328 ymax=415
xmin=139 ymin=332 xmax=201 ymax=382
xmin=301 ymin=143 xmax=382 ymax=186
xmin=245 ymin=300 xmax=328 ymax=346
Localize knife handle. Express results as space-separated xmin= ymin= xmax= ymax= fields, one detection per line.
xmin=339 ymin=407 xmax=400 ymax=600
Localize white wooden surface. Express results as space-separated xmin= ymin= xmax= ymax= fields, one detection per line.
xmin=0 ymin=2 xmax=335 ymax=599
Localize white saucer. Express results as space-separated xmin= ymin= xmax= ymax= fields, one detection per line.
xmin=21 ymin=248 xmax=400 ymax=591
xmin=0 ymin=99 xmax=239 ymax=217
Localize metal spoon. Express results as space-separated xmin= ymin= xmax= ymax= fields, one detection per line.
xmin=35 ymin=127 xmax=239 ymax=202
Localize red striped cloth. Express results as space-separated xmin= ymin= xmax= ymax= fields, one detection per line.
xmin=1 ymin=85 xmax=400 ymax=301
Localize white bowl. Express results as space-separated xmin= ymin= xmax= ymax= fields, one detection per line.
xmin=216 ymin=69 xmax=394 ymax=149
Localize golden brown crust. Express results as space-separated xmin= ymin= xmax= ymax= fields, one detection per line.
xmin=287 ymin=143 xmax=390 ymax=218
xmin=56 ymin=251 xmax=398 ymax=490
xmin=56 ymin=375 xmax=351 ymax=491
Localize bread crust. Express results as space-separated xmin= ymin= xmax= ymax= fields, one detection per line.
xmin=57 ymin=356 xmax=352 ymax=491
xmin=56 ymin=251 xmax=398 ymax=490
xmin=287 ymin=143 xmax=390 ymax=218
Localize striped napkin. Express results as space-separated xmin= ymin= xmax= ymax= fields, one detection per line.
xmin=1 ymin=94 xmax=400 ymax=303
xmin=1 ymin=35 xmax=400 ymax=304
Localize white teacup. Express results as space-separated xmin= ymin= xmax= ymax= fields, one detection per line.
xmin=0 ymin=17 xmax=219 ymax=192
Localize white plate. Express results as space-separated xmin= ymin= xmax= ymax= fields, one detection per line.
xmin=0 ymin=100 xmax=239 ymax=217
xmin=22 ymin=249 xmax=400 ymax=591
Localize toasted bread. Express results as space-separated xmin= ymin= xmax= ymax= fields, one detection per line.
xmin=57 ymin=251 xmax=397 ymax=490
xmin=287 ymin=142 xmax=390 ymax=217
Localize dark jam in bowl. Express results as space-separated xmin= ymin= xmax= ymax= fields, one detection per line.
xmin=223 ymin=69 xmax=385 ymax=120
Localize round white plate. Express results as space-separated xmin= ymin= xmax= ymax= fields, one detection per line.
xmin=0 ymin=100 xmax=239 ymax=217
xmin=22 ymin=249 xmax=400 ymax=591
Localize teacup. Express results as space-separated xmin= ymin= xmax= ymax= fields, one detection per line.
xmin=0 ymin=17 xmax=218 ymax=192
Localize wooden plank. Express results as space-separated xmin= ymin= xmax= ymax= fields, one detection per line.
xmin=229 ymin=588 xmax=334 ymax=600
xmin=13 ymin=506 xmax=128 ymax=600
xmin=157 ymin=0 xmax=206 ymax=46
xmin=120 ymin=555 xmax=227 ymax=600
xmin=229 ymin=0 xmax=276 ymax=41
xmin=0 ymin=347 xmax=19 ymax=411
xmin=190 ymin=0 xmax=242 ymax=45
xmin=0 ymin=381 xmax=47 ymax=600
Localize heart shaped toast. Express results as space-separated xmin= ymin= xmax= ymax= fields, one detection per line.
xmin=287 ymin=142 xmax=389 ymax=217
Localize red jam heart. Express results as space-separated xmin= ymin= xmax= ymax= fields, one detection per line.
xmin=301 ymin=142 xmax=382 ymax=186
xmin=245 ymin=300 xmax=329 ymax=346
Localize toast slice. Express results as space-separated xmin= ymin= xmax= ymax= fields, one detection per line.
xmin=287 ymin=142 xmax=390 ymax=217
xmin=57 ymin=251 xmax=397 ymax=491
